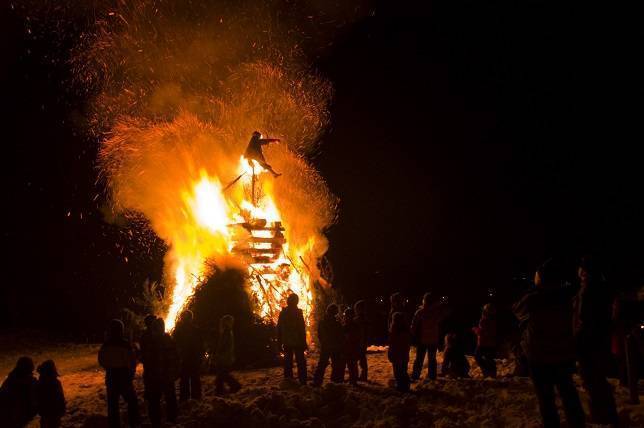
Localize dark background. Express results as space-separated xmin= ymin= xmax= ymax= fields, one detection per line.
xmin=1 ymin=2 xmax=642 ymax=337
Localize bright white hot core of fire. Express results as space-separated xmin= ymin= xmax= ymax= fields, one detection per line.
xmin=164 ymin=157 xmax=313 ymax=331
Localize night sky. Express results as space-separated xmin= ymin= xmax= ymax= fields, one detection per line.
xmin=2 ymin=2 xmax=642 ymax=336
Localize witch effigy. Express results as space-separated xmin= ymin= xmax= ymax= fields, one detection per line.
xmin=244 ymin=131 xmax=281 ymax=177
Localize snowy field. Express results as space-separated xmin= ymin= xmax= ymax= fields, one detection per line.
xmin=1 ymin=337 xmax=643 ymax=427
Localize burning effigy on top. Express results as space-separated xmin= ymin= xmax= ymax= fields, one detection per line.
xmin=74 ymin=1 xmax=340 ymax=331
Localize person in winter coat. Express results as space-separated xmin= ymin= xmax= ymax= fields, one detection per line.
xmin=138 ymin=314 xmax=157 ymax=360
xmin=573 ymin=256 xmax=618 ymax=426
xmin=342 ymin=307 xmax=362 ymax=385
xmin=513 ymin=260 xmax=586 ymax=428
xmin=388 ymin=292 xmax=409 ymax=331
xmin=388 ymin=312 xmax=411 ymax=392
xmin=440 ymin=332 xmax=470 ymax=378
xmin=140 ymin=318 xmax=178 ymax=427
xmin=313 ymin=304 xmax=344 ymax=386
xmin=410 ymin=292 xmax=450 ymax=381
xmin=98 ymin=319 xmax=140 ymax=428
xmin=277 ymin=293 xmax=308 ymax=384
xmin=473 ymin=303 xmax=498 ymax=378
xmin=0 ymin=356 xmax=37 ymax=428
xmin=214 ymin=315 xmax=241 ymax=394
xmin=36 ymin=360 xmax=66 ymax=428
xmin=172 ymin=310 xmax=204 ymax=401
xmin=354 ymin=300 xmax=369 ymax=381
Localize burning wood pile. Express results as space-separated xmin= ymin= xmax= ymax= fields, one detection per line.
xmin=227 ymin=152 xmax=314 ymax=326
xmin=75 ymin=0 xmax=338 ymax=332
xmin=156 ymin=144 xmax=325 ymax=331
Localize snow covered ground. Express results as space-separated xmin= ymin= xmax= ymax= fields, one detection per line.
xmin=1 ymin=339 xmax=642 ymax=427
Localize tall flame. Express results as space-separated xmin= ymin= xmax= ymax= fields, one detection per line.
xmin=164 ymin=172 xmax=231 ymax=329
xmin=81 ymin=1 xmax=339 ymax=330
xmin=159 ymin=155 xmax=318 ymax=330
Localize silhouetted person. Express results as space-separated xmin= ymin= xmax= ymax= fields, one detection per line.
xmin=387 ymin=292 xmax=409 ymax=331
xmin=354 ymin=300 xmax=369 ymax=381
xmin=473 ymin=303 xmax=498 ymax=378
xmin=277 ymin=293 xmax=308 ymax=384
xmin=98 ymin=319 xmax=140 ymax=428
xmin=139 ymin=314 xmax=157 ymax=360
xmin=513 ymin=260 xmax=585 ymax=428
xmin=388 ymin=312 xmax=411 ymax=392
xmin=173 ymin=310 xmax=204 ymax=401
xmin=342 ymin=307 xmax=361 ymax=385
xmin=245 ymin=131 xmax=281 ymax=177
xmin=441 ymin=332 xmax=470 ymax=378
xmin=141 ymin=318 xmax=178 ymax=427
xmin=573 ymin=256 xmax=618 ymax=426
xmin=36 ymin=360 xmax=65 ymax=428
xmin=0 ymin=356 xmax=37 ymax=428
xmin=411 ymin=292 xmax=450 ymax=381
xmin=214 ymin=315 xmax=241 ymax=394
xmin=313 ymin=304 xmax=344 ymax=386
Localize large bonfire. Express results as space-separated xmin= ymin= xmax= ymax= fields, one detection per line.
xmin=77 ymin=1 xmax=339 ymax=330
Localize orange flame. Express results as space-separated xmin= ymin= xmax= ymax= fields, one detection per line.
xmin=99 ymin=105 xmax=336 ymax=333
xmin=65 ymin=0 xmax=347 ymax=334
xmin=162 ymin=155 xmax=317 ymax=330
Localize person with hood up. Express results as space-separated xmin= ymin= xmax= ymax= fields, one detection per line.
xmin=36 ymin=360 xmax=66 ymax=428
xmin=276 ymin=293 xmax=308 ymax=384
xmin=0 ymin=356 xmax=38 ymax=428
xmin=513 ymin=259 xmax=585 ymax=428
xmin=98 ymin=319 xmax=140 ymax=428
xmin=410 ymin=292 xmax=450 ymax=381
xmin=313 ymin=303 xmax=344 ymax=386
